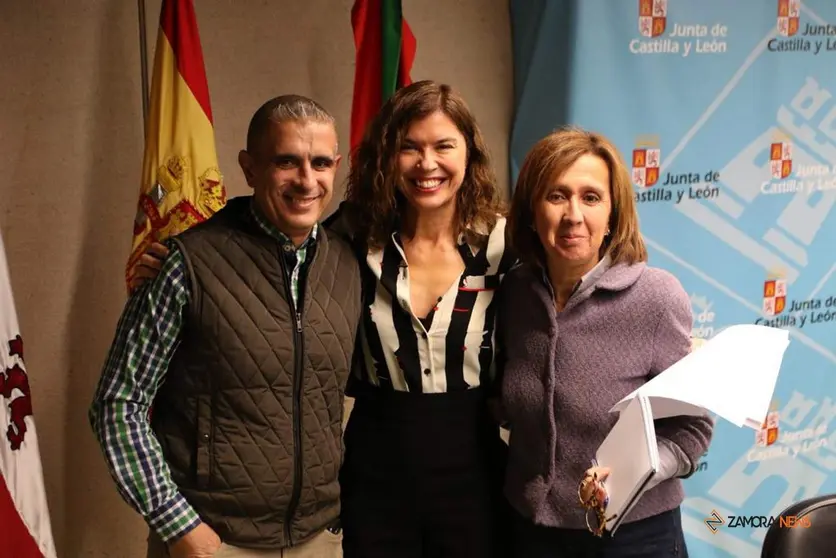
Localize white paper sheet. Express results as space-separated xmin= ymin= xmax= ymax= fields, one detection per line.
xmin=610 ymin=324 xmax=790 ymax=429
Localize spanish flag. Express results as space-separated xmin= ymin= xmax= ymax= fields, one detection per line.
xmin=349 ymin=0 xmax=417 ymax=153
xmin=126 ymin=0 xmax=226 ymax=290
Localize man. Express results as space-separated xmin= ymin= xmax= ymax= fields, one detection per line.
xmin=89 ymin=95 xmax=362 ymax=558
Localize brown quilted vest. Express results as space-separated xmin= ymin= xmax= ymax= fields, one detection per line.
xmin=150 ymin=196 xmax=362 ymax=549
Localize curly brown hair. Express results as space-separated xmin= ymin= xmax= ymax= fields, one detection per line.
xmin=344 ymin=80 xmax=505 ymax=250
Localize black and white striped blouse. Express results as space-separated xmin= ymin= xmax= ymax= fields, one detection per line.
xmin=337 ymin=215 xmax=515 ymax=394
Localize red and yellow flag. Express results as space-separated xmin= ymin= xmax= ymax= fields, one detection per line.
xmin=350 ymin=0 xmax=417 ymax=153
xmin=126 ymin=0 xmax=226 ymax=289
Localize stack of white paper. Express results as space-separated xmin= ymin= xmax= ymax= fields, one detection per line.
xmin=610 ymin=324 xmax=790 ymax=429
xmin=594 ymin=324 xmax=791 ymax=537
xmin=594 ymin=393 xmax=658 ymax=535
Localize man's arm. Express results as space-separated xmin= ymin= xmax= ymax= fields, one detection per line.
xmin=88 ymin=242 xmax=201 ymax=544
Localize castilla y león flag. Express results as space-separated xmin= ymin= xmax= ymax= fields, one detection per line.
xmin=126 ymin=0 xmax=226 ymax=290
xmin=0 ymin=232 xmax=57 ymax=558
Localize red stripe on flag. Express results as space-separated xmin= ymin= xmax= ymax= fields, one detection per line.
xmin=159 ymin=0 xmax=214 ymax=124
xmin=399 ymin=19 xmax=416 ymax=88
xmin=0 ymin=472 xmax=44 ymax=558
xmin=350 ymin=0 xmax=384 ymax=153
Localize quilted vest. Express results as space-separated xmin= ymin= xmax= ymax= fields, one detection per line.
xmin=150 ymin=197 xmax=362 ymax=549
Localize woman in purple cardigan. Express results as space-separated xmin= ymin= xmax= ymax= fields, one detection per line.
xmin=500 ymin=127 xmax=713 ymax=557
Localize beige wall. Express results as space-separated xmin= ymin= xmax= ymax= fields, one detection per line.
xmin=0 ymin=1 xmax=512 ymax=556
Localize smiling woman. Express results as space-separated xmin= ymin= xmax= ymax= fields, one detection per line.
xmin=341 ymin=80 xmax=504 ymax=252
xmin=324 ymin=80 xmax=515 ymax=558
xmin=396 ymin=110 xmax=468 ymax=212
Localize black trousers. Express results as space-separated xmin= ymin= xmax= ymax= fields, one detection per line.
xmin=340 ymin=385 xmax=509 ymax=558
xmin=511 ymin=506 xmax=689 ymax=558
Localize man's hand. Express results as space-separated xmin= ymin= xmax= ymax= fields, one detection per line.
xmin=129 ymin=242 xmax=171 ymax=292
xmin=167 ymin=522 xmax=222 ymax=558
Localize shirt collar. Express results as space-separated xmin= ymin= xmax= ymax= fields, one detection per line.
xmin=250 ymin=198 xmax=318 ymax=250
xmin=540 ymin=253 xmax=613 ymax=300
xmin=575 ymin=253 xmax=611 ymax=296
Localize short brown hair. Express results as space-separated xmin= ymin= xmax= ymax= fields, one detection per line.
xmin=507 ymin=126 xmax=647 ymax=267
xmin=344 ymin=80 xmax=505 ymax=250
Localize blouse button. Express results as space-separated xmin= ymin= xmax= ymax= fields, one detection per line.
xmin=423 ymin=368 xmax=431 ymax=376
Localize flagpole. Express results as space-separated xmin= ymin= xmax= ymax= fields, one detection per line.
xmin=137 ymin=0 xmax=150 ymax=138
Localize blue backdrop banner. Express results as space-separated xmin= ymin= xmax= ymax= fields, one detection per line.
xmin=509 ymin=0 xmax=836 ymax=555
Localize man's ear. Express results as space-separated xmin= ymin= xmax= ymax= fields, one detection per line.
xmin=334 ymin=153 xmax=343 ymax=171
xmin=238 ymin=149 xmax=256 ymax=188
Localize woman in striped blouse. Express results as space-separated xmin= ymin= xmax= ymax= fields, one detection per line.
xmin=326 ymin=80 xmax=515 ymax=558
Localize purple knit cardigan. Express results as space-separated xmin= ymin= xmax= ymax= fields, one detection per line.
xmin=498 ymin=260 xmax=713 ymax=529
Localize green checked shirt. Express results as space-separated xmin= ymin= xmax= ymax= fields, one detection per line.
xmin=88 ymin=200 xmax=317 ymax=543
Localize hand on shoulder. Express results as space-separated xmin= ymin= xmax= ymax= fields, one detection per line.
xmin=129 ymin=241 xmax=171 ymax=292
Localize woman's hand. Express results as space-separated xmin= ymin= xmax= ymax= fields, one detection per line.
xmin=129 ymin=241 xmax=170 ymax=292
xmin=579 ymin=465 xmax=611 ymax=508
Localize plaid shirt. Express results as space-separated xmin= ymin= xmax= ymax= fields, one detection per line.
xmin=88 ymin=201 xmax=317 ymax=543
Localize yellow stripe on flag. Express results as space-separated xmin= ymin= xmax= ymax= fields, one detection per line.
xmin=127 ymin=1 xmax=225 ymax=290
